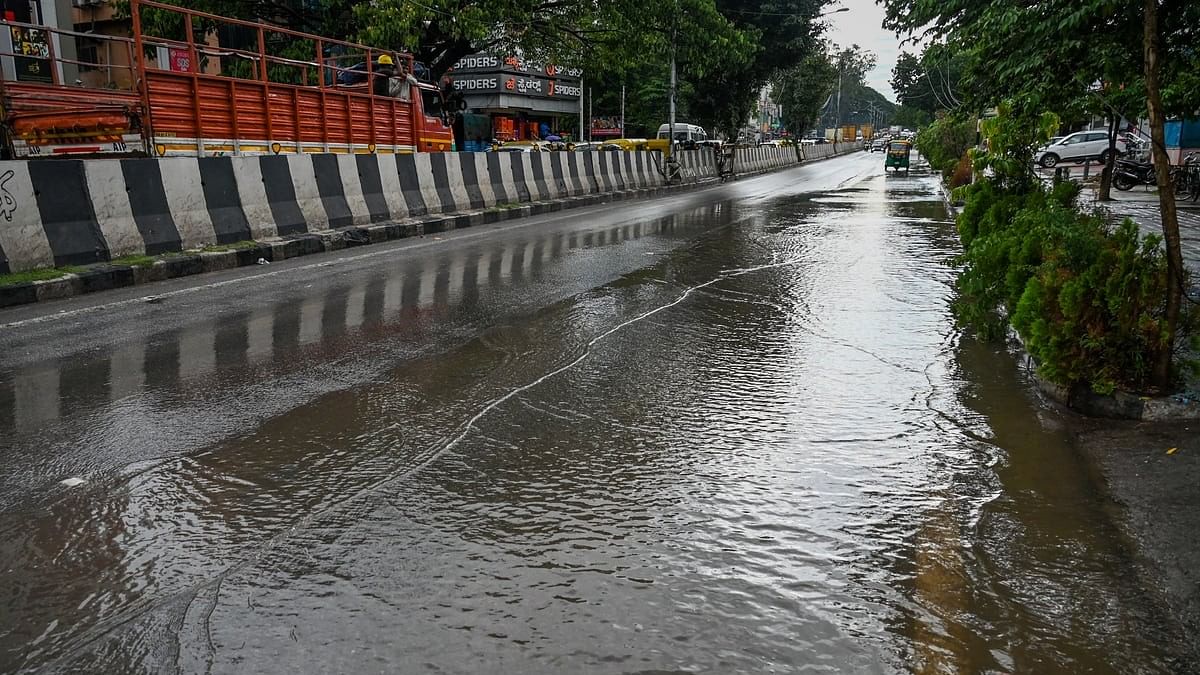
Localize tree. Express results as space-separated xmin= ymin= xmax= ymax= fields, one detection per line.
xmin=123 ymin=0 xmax=745 ymax=80
xmin=811 ymin=44 xmax=875 ymax=130
xmin=680 ymin=0 xmax=827 ymax=139
xmin=891 ymin=104 xmax=931 ymax=129
xmin=880 ymin=0 xmax=1195 ymax=391
xmin=890 ymin=46 xmax=964 ymax=115
xmin=774 ymin=50 xmax=837 ymax=153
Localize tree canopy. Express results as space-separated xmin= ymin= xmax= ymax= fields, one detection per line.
xmin=773 ymin=51 xmax=837 ymax=138
xmin=123 ymin=0 xmax=838 ymax=139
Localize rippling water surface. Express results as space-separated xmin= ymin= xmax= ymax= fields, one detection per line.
xmin=1 ymin=162 xmax=1188 ymax=673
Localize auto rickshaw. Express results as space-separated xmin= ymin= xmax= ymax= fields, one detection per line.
xmin=885 ymin=139 xmax=912 ymax=174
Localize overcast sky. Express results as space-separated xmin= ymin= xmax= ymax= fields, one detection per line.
xmin=823 ymin=0 xmax=906 ymax=102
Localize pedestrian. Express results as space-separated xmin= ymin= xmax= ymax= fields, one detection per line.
xmin=373 ymin=54 xmax=395 ymax=96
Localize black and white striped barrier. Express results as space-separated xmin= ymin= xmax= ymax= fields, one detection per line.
xmin=0 ymin=151 xmax=667 ymax=275
xmin=0 ymin=144 xmax=861 ymax=276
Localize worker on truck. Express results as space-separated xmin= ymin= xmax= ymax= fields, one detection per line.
xmin=373 ymin=54 xmax=396 ymax=96
xmin=391 ymin=60 xmax=419 ymax=102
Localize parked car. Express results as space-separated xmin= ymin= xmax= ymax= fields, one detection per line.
xmin=1036 ymin=130 xmax=1125 ymax=167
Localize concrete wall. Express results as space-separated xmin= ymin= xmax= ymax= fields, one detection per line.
xmin=0 ymin=143 xmax=859 ymax=274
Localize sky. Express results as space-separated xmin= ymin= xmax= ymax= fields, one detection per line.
xmin=823 ymin=0 xmax=907 ymax=102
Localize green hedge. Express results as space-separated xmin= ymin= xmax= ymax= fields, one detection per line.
xmin=953 ymin=179 xmax=1196 ymax=394
xmin=914 ymin=116 xmax=976 ymax=178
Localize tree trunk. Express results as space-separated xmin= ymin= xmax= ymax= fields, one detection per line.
xmin=1098 ymin=112 xmax=1117 ymax=201
xmin=1144 ymin=0 xmax=1183 ymax=391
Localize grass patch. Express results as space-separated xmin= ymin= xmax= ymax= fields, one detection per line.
xmin=110 ymin=254 xmax=157 ymax=268
xmin=0 ymin=266 xmax=80 ymax=287
xmin=201 ymin=240 xmax=259 ymax=253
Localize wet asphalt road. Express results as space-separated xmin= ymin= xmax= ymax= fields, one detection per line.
xmin=1 ymin=153 xmax=1194 ymax=673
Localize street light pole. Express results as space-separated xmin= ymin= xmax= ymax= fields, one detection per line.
xmin=835 ymin=67 xmax=842 ymax=141
xmin=821 ymin=7 xmax=848 ymax=142
xmin=665 ymin=5 xmax=679 ymax=181
xmin=620 ymin=83 xmax=626 ymax=138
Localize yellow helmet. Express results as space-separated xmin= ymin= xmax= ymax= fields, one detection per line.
xmin=377 ymin=54 xmax=394 ymax=66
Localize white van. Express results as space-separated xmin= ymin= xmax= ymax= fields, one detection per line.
xmin=656 ymin=123 xmax=709 ymax=144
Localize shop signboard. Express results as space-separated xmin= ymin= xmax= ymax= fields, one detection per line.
xmin=451 ymin=53 xmax=582 ymax=81
xmin=450 ymin=73 xmax=581 ymax=101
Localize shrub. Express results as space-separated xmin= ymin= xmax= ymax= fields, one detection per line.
xmin=952 ymin=177 xmax=1194 ymax=394
xmin=948 ymin=153 xmax=973 ymax=189
xmin=915 ymin=116 xmax=976 ymax=178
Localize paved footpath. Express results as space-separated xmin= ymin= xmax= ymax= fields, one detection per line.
xmin=1074 ymin=186 xmax=1200 ymax=652
xmin=1080 ymin=188 xmax=1200 ymax=277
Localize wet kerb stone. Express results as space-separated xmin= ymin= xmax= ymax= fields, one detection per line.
xmin=0 ymin=283 xmax=37 ymax=308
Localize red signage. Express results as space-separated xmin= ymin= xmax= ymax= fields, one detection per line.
xmin=168 ymin=48 xmax=191 ymax=73
xmin=590 ymin=117 xmax=622 ymax=137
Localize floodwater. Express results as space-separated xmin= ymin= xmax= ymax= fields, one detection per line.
xmin=0 ymin=156 xmax=1191 ymax=673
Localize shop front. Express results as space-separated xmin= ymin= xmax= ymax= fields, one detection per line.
xmin=447 ymin=54 xmax=582 ymax=149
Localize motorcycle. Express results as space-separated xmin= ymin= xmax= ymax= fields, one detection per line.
xmin=1112 ymin=158 xmax=1157 ymax=191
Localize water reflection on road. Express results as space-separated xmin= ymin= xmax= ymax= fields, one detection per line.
xmin=0 ymin=157 xmax=1189 ymax=673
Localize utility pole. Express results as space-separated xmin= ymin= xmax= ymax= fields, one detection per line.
xmin=620 ymin=83 xmax=626 ymax=138
xmin=588 ymin=86 xmax=593 ymax=142
xmin=835 ymin=65 xmax=842 ymax=142
xmin=669 ymin=38 xmax=677 ymax=154
xmin=578 ymin=78 xmax=584 ymax=142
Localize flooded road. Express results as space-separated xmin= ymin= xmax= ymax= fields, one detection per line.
xmin=0 ymin=153 xmax=1191 ymax=673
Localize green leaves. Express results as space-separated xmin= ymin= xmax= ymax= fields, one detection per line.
xmin=774 ymin=51 xmax=837 ymax=136
xmin=914 ymin=115 xmax=975 ymax=179
xmin=952 ymin=172 xmax=1193 ymax=395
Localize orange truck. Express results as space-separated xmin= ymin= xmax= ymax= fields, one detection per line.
xmin=0 ymin=0 xmax=453 ymax=158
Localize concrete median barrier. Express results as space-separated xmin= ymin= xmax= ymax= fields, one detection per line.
xmin=0 ymin=141 xmax=861 ymax=285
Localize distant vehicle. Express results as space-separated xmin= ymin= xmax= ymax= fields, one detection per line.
xmin=595 ymin=138 xmax=650 ymax=151
xmin=656 ymin=123 xmax=709 ymax=145
xmin=870 ymin=138 xmax=887 ymax=152
xmin=885 ymin=139 xmax=912 ymax=174
xmin=801 ymin=138 xmax=817 ymax=146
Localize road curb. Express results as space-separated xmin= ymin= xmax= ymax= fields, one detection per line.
xmin=0 ymin=151 xmax=855 ymax=310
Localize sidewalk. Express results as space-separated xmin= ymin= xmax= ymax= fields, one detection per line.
xmin=1067 ymin=188 xmax=1200 ymax=662
xmin=1070 ymin=418 xmax=1200 ymax=660
xmin=1078 ymin=187 xmax=1200 ymax=277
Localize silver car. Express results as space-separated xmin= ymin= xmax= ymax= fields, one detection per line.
xmin=1037 ymin=131 xmax=1124 ymax=167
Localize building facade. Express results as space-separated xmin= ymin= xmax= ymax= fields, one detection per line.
xmin=447 ymin=54 xmax=582 ymax=143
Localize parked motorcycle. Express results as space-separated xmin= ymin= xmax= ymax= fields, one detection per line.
xmin=1112 ymin=158 xmax=1157 ymax=191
